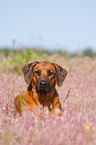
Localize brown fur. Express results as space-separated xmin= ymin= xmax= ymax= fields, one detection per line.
xmin=14 ymin=61 xmax=67 ymax=116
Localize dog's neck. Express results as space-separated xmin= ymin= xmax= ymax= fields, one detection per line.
xmin=37 ymin=92 xmax=50 ymax=106
xmin=26 ymin=84 xmax=55 ymax=107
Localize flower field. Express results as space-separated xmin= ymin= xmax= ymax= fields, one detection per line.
xmin=0 ymin=50 xmax=96 ymax=145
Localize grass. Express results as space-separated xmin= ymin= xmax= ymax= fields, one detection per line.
xmin=37 ymin=108 xmax=43 ymax=130
xmin=1 ymin=48 xmax=46 ymax=74
xmin=0 ymin=48 xmax=96 ymax=145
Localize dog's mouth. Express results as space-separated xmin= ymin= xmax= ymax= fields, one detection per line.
xmin=36 ymin=87 xmax=51 ymax=94
xmin=36 ymin=89 xmax=51 ymax=94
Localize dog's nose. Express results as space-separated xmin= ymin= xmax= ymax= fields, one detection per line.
xmin=40 ymin=80 xmax=47 ymax=88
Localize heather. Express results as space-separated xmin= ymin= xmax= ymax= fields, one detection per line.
xmin=0 ymin=49 xmax=96 ymax=145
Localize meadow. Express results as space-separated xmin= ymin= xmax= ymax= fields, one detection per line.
xmin=0 ymin=48 xmax=96 ymax=145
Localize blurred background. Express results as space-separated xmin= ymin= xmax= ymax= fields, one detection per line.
xmin=0 ymin=0 xmax=96 ymax=73
xmin=1 ymin=1 xmax=96 ymax=144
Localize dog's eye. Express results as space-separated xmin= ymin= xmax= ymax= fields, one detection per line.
xmin=34 ymin=70 xmax=40 ymax=76
xmin=48 ymin=70 xmax=54 ymax=76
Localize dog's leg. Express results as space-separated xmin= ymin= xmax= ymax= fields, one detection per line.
xmin=14 ymin=95 xmax=23 ymax=115
xmin=51 ymin=96 xmax=62 ymax=116
xmin=49 ymin=90 xmax=62 ymax=116
xmin=14 ymin=92 xmax=25 ymax=115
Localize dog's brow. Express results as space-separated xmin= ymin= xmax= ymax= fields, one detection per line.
xmin=32 ymin=62 xmax=39 ymax=71
xmin=52 ymin=63 xmax=57 ymax=73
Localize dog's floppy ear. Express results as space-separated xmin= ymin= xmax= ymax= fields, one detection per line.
xmin=23 ymin=61 xmax=38 ymax=84
xmin=54 ymin=64 xmax=68 ymax=87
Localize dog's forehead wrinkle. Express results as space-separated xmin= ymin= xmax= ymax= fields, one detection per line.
xmin=34 ymin=62 xmax=55 ymax=72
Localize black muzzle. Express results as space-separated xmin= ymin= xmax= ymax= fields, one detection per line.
xmin=36 ymin=80 xmax=51 ymax=93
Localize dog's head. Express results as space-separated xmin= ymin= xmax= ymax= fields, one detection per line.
xmin=23 ymin=61 xmax=67 ymax=95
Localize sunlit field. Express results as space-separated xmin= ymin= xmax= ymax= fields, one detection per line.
xmin=0 ymin=49 xmax=96 ymax=145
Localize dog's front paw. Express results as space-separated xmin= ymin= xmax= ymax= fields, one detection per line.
xmin=49 ymin=108 xmax=62 ymax=116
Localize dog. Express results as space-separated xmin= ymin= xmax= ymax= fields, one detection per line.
xmin=14 ymin=61 xmax=68 ymax=116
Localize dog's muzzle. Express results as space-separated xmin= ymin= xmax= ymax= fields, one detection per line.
xmin=36 ymin=80 xmax=51 ymax=93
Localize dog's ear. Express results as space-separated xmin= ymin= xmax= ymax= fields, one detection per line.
xmin=23 ymin=61 xmax=38 ymax=84
xmin=53 ymin=64 xmax=68 ymax=87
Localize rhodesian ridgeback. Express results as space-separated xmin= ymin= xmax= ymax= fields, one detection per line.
xmin=14 ymin=61 xmax=67 ymax=116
